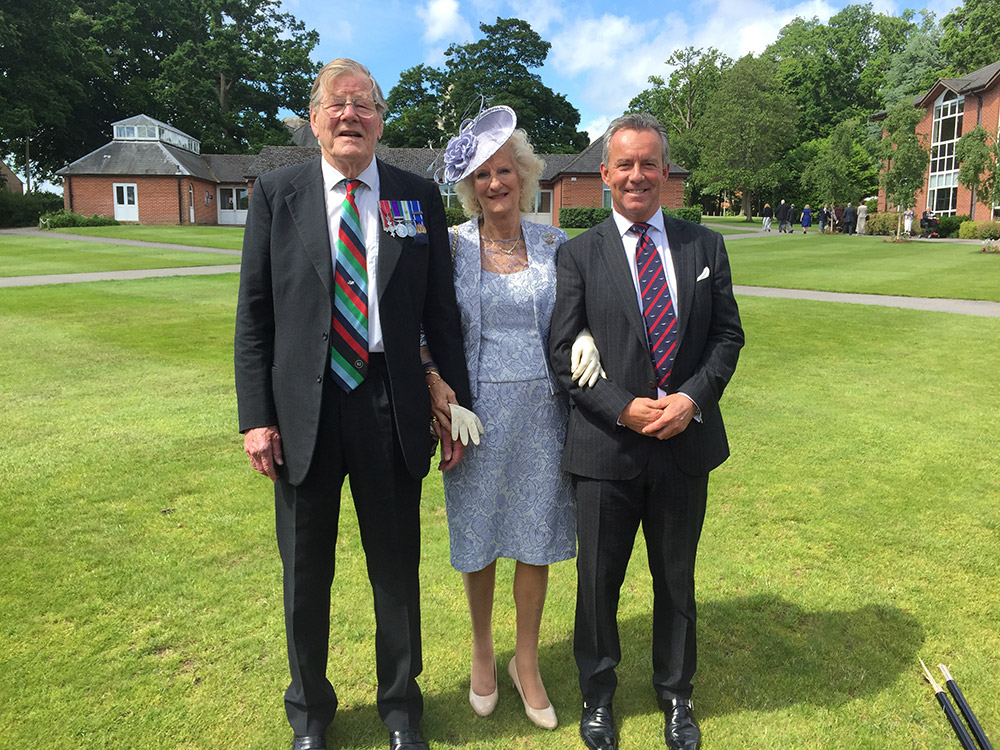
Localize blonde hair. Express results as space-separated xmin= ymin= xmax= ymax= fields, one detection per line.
xmin=454 ymin=129 xmax=545 ymax=218
xmin=310 ymin=58 xmax=387 ymax=116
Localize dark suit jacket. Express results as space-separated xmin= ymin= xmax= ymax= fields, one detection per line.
xmin=235 ymin=157 xmax=471 ymax=485
xmin=549 ymin=214 xmax=744 ymax=480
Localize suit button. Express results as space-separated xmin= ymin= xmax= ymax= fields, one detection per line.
xmin=316 ymin=375 xmax=322 ymax=383
xmin=322 ymin=332 xmax=328 ymax=341
xmin=647 ymin=380 xmax=656 ymax=389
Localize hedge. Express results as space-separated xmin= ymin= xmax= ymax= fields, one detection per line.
xmin=38 ymin=209 xmax=120 ymax=228
xmin=444 ymin=206 xmax=467 ymax=227
xmin=0 ymin=189 xmax=63 ymax=228
xmin=958 ymin=220 xmax=1000 ymax=240
xmin=862 ymin=212 xmax=904 ymax=236
xmin=938 ymin=214 xmax=969 ymax=239
xmin=559 ymin=205 xmax=703 ymax=229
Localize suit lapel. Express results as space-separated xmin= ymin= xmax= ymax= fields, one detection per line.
xmin=595 ymin=218 xmax=647 ymax=347
xmin=375 ymin=160 xmax=404 ymax=297
xmin=286 ymin=159 xmax=333 ymax=297
xmin=663 ymin=214 xmax=697 ymax=345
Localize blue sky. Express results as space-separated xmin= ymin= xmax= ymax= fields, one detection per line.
xmin=281 ymin=0 xmax=962 ymax=143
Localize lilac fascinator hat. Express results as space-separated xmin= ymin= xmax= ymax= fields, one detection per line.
xmin=434 ymin=105 xmax=517 ymax=185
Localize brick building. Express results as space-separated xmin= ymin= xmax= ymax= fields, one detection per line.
xmin=1 ymin=159 xmax=23 ymax=193
xmin=879 ymin=59 xmax=1000 ymax=220
xmin=58 ymin=115 xmax=689 ymax=227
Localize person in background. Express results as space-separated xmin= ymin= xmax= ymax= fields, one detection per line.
xmin=761 ymin=203 xmax=773 ymax=232
xmin=775 ymin=199 xmax=789 ymax=233
xmin=842 ymin=202 xmax=857 ymax=235
xmin=904 ymin=207 xmax=914 ymax=235
xmin=856 ymin=202 xmax=868 ymax=235
xmin=801 ymin=204 xmax=813 ymax=234
xmin=818 ymin=205 xmax=829 ymax=234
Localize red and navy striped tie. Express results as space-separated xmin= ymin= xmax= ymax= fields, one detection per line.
xmin=330 ymin=179 xmax=368 ymax=392
xmin=632 ymin=222 xmax=677 ymax=390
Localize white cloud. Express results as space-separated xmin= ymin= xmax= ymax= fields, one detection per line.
xmin=417 ymin=0 xmax=474 ymax=45
xmin=508 ymin=0 xmax=565 ymax=35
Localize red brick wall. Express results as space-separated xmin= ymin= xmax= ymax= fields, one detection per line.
xmin=549 ymin=170 xmax=686 ymax=227
xmin=64 ymin=175 xmax=222 ymax=225
xmin=881 ymin=85 xmax=999 ymax=219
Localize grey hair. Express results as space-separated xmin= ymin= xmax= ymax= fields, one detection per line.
xmin=310 ymin=58 xmax=387 ymax=116
xmin=454 ymin=129 xmax=545 ymax=219
xmin=601 ymin=113 xmax=670 ymax=166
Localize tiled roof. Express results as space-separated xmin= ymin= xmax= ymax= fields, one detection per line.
xmin=56 ymin=140 xmax=216 ymax=181
xmin=202 ymin=153 xmax=257 ymax=183
xmin=917 ymin=59 xmax=1000 ymax=108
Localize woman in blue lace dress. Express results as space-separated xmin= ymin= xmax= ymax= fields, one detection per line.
xmin=422 ymin=106 xmax=602 ymax=732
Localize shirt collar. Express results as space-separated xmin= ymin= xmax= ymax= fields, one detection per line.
xmin=611 ymin=207 xmax=666 ymax=240
xmin=320 ymin=155 xmax=378 ymax=194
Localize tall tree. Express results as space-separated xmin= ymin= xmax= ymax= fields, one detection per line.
xmin=880 ymin=11 xmax=946 ymax=107
xmin=877 ymin=100 xmax=929 ymax=235
xmin=627 ymin=46 xmax=732 ymax=204
xmin=693 ymin=55 xmax=799 ymax=217
xmin=801 ymin=119 xmax=879 ymax=206
xmin=956 ymin=125 xmax=1000 ymax=220
xmin=381 ymin=65 xmax=447 ymax=148
xmin=383 ymin=18 xmax=588 ymax=154
xmin=941 ymin=0 xmax=1000 ymax=75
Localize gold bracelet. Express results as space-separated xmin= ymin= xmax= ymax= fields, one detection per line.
xmin=425 ymin=370 xmax=442 ymax=387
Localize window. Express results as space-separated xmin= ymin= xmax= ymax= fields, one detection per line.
xmin=927 ymin=91 xmax=964 ymax=215
xmin=602 ymin=184 xmax=612 ymax=209
xmin=529 ymin=190 xmax=552 ymax=214
xmin=439 ymin=184 xmax=459 ymax=208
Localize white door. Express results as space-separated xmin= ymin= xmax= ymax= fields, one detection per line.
xmin=217 ymin=187 xmax=249 ymax=225
xmin=113 ymin=183 xmax=138 ymax=222
xmin=189 ymin=185 xmax=195 ymax=223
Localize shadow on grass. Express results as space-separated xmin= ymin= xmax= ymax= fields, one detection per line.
xmin=324 ymin=593 xmax=922 ymax=748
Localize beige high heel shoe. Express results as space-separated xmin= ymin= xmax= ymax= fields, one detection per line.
xmin=508 ymin=656 xmax=557 ymax=730
xmin=469 ymin=659 xmax=498 ymax=717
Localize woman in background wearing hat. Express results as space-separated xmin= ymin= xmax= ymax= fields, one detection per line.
xmin=421 ymin=106 xmax=603 ymax=731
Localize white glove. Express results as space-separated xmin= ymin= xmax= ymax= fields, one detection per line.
xmin=571 ymin=327 xmax=607 ymax=388
xmin=449 ymin=403 xmax=485 ymax=446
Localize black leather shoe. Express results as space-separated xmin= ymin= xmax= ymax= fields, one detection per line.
xmin=664 ymin=699 xmax=700 ymax=750
xmin=292 ymin=735 xmax=326 ymax=750
xmin=389 ymin=728 xmax=429 ymax=750
xmin=580 ymin=705 xmax=617 ymax=750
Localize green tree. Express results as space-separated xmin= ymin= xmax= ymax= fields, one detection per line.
xmin=941 ymin=0 xmax=1000 ymax=75
xmin=627 ymin=47 xmax=732 ymax=205
xmin=693 ymin=55 xmax=799 ymax=217
xmin=956 ymin=125 xmax=1000 ymax=220
xmin=877 ymin=100 xmax=929 ymax=235
xmin=881 ymin=11 xmax=946 ymax=107
xmin=0 ymin=0 xmax=105 ymax=182
xmin=382 ymin=65 xmax=447 ymax=148
xmin=801 ymin=119 xmax=879 ymax=206
xmin=383 ymin=18 xmax=588 ymax=154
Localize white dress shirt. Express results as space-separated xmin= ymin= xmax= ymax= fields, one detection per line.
xmin=321 ymin=156 xmax=384 ymax=352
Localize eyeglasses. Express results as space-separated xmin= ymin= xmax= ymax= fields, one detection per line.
xmin=322 ymin=98 xmax=379 ymax=119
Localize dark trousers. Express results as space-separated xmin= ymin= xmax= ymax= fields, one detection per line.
xmin=573 ymin=445 xmax=708 ymax=710
xmin=274 ymin=356 xmax=424 ymax=735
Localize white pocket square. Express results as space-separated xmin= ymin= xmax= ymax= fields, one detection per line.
xmin=696 ymin=266 xmax=710 ymax=281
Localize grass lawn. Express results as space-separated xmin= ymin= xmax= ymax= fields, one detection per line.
xmin=728 ymin=232 xmax=1000 ymax=301
xmin=52 ymin=224 xmax=245 ymax=250
xmin=1 ymin=272 xmax=998 ymax=748
xmin=0 ymin=235 xmax=238 ymax=277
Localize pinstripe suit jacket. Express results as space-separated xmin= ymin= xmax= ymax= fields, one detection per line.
xmin=548 ymin=213 xmax=744 ymax=480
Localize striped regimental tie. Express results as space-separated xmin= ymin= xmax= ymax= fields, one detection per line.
xmin=330 ymin=179 xmax=369 ymax=392
xmin=632 ymin=222 xmax=677 ymax=390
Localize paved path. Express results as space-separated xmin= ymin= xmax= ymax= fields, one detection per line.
xmin=2 ymin=228 xmax=997 ymax=317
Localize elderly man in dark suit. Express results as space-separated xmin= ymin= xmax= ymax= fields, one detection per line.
xmin=235 ymin=58 xmax=471 ymax=750
xmin=549 ymin=113 xmax=744 ymax=750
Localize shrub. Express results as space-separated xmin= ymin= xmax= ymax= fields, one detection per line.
xmin=559 ymin=206 xmax=612 ymax=229
xmin=444 ymin=206 xmax=467 ymax=227
xmin=559 ymin=205 xmax=702 ymax=229
xmin=0 ymin=190 xmax=63 ymax=228
xmin=864 ymin=211 xmax=904 ymax=236
xmin=38 ymin=209 xmax=120 ymax=229
xmin=664 ymin=206 xmax=703 ymax=224
xmin=938 ymin=214 xmax=969 ymax=238
xmin=957 ymin=219 xmax=1000 ymax=240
